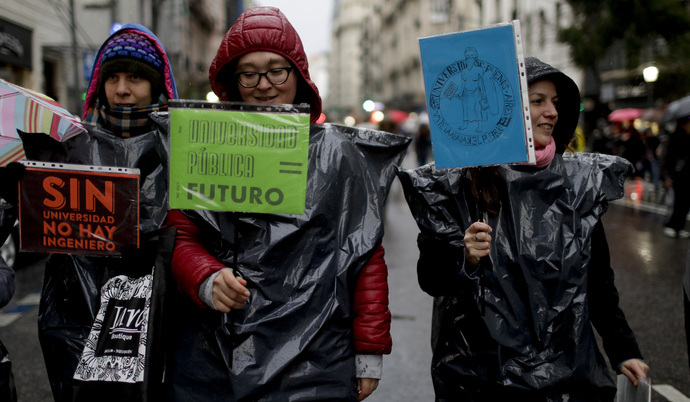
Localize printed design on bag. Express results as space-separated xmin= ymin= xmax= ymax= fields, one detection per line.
xmin=428 ymin=47 xmax=515 ymax=146
xmin=73 ymin=270 xmax=153 ymax=383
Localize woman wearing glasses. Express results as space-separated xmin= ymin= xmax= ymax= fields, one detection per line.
xmin=164 ymin=6 xmax=404 ymax=401
xmin=234 ymin=57 xmax=295 ymax=104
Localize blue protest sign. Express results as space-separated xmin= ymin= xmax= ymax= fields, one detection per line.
xmin=419 ymin=21 xmax=534 ymax=169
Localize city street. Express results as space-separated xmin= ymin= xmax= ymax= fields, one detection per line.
xmin=1 ymin=161 xmax=690 ymax=401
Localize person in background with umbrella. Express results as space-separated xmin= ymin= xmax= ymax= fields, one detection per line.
xmin=611 ymin=122 xmax=646 ymax=177
xmin=662 ymin=116 xmax=690 ymax=238
xmin=641 ymin=128 xmax=662 ymax=199
xmin=24 ymin=24 xmax=178 ymax=401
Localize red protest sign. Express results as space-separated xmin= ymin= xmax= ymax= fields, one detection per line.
xmin=18 ymin=162 xmax=140 ymax=256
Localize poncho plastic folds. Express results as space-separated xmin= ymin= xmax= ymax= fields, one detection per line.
xmin=20 ymin=112 xmax=174 ymax=402
xmin=165 ymin=122 xmax=410 ymax=401
xmin=397 ymin=152 xmax=632 ymax=397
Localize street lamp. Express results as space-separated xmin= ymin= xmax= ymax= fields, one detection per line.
xmin=643 ymin=65 xmax=659 ymax=83
xmin=362 ymin=100 xmax=376 ymax=113
xmin=643 ymin=65 xmax=659 ymax=107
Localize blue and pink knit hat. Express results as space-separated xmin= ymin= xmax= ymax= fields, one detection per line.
xmin=98 ymin=30 xmax=164 ymax=93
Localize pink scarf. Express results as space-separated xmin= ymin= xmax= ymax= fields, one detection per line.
xmin=533 ymin=137 xmax=556 ymax=168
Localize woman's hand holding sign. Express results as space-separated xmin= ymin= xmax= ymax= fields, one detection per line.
xmin=212 ymin=268 xmax=250 ymax=312
xmin=464 ymin=221 xmax=492 ymax=268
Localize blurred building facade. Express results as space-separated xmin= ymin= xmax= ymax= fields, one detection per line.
xmin=327 ymin=0 xmax=582 ymax=125
xmin=0 ymin=1 xmax=75 ymax=111
xmin=0 ymin=0 xmax=245 ymax=116
xmin=1 ymin=1 xmax=676 ymax=132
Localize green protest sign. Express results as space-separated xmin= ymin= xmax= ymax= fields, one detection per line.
xmin=169 ymin=105 xmax=310 ymax=214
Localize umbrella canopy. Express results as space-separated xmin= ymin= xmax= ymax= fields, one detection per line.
xmin=662 ymin=95 xmax=690 ymax=125
xmin=0 ymin=78 xmax=85 ymax=166
xmin=386 ymin=109 xmax=410 ymax=124
xmin=639 ymin=108 xmax=664 ymax=123
xmin=608 ymin=108 xmax=643 ymax=122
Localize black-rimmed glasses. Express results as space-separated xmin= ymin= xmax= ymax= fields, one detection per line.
xmin=234 ymin=66 xmax=293 ymax=88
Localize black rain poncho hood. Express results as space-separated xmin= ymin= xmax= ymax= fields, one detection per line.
xmin=525 ymin=57 xmax=580 ymax=154
xmin=397 ymin=152 xmax=632 ymax=396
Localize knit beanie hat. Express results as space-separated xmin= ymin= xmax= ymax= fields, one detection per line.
xmin=98 ymin=31 xmax=164 ymax=97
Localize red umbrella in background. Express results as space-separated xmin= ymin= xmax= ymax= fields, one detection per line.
xmin=608 ymin=108 xmax=643 ymax=122
xmin=386 ymin=110 xmax=410 ymax=124
xmin=0 ymin=78 xmax=85 ymax=166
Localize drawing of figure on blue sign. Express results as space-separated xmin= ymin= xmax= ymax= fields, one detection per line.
xmin=446 ymin=47 xmax=500 ymax=133
xmin=429 ymin=46 xmax=514 ymax=148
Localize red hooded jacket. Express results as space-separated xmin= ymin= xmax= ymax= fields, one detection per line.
xmin=209 ymin=6 xmax=322 ymax=123
xmin=168 ymin=6 xmax=391 ymax=355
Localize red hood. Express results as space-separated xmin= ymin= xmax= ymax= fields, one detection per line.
xmin=209 ymin=6 xmax=322 ymax=123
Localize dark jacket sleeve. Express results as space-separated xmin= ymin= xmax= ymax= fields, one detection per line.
xmin=416 ymin=232 xmax=464 ymax=297
xmin=0 ymin=204 xmax=16 ymax=308
xmin=588 ymin=220 xmax=644 ymax=369
xmin=353 ymin=243 xmax=392 ymax=355
xmin=166 ymin=209 xmax=226 ymax=308
xmin=0 ymin=259 xmax=14 ymax=309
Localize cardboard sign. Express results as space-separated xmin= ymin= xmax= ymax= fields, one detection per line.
xmin=18 ymin=161 xmax=140 ymax=256
xmin=419 ymin=21 xmax=534 ymax=169
xmin=169 ymin=101 xmax=310 ymax=214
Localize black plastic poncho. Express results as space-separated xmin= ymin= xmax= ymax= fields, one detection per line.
xmin=165 ymin=123 xmax=410 ymax=402
xmin=0 ymin=202 xmax=17 ymax=402
xmin=20 ymin=112 xmax=173 ymax=402
xmin=397 ymin=153 xmax=632 ymax=397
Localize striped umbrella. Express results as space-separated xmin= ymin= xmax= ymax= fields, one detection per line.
xmin=0 ymin=78 xmax=85 ymax=166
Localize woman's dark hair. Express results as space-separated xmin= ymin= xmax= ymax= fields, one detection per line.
xmin=467 ymin=167 xmax=501 ymax=217
xmin=216 ymin=61 xmax=241 ymax=101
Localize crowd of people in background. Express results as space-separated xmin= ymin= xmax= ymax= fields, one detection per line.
xmin=587 ymin=122 xmax=658 ymax=183
xmin=584 ymin=118 xmax=688 ymax=238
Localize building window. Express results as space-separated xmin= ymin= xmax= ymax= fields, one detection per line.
xmin=539 ymin=10 xmax=546 ymax=49
xmin=430 ymin=0 xmax=450 ymax=24
xmin=556 ymin=2 xmax=562 ymax=30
